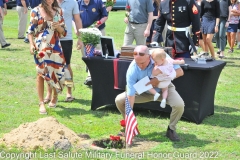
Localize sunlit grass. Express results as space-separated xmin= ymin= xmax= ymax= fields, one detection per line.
xmin=0 ymin=9 xmax=240 ymax=159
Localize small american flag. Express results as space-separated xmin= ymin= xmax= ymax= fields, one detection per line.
xmin=125 ymin=96 xmax=140 ymax=145
xmin=85 ymin=44 xmax=95 ymax=57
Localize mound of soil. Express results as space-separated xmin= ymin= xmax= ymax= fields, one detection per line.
xmin=0 ymin=117 xmax=85 ymax=150
xmin=0 ymin=117 xmax=159 ymax=152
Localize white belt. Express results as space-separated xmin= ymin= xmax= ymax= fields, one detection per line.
xmin=167 ymin=25 xmax=190 ymax=37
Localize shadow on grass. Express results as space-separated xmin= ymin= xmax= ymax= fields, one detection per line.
xmin=201 ymin=105 xmax=240 ymax=128
xmin=224 ymin=60 xmax=240 ymax=67
xmin=224 ymin=57 xmax=240 ymax=60
xmin=97 ymin=105 xmax=240 ymax=129
xmin=54 ymin=103 xmax=119 ymax=119
xmin=58 ymin=98 xmax=91 ymax=106
xmin=141 ymin=132 xmax=211 ymax=148
xmin=1 ymin=48 xmax=25 ymax=52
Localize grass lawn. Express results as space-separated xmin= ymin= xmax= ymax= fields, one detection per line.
xmin=0 ymin=10 xmax=240 ymax=159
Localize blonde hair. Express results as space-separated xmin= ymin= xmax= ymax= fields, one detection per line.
xmin=151 ymin=48 xmax=166 ymax=60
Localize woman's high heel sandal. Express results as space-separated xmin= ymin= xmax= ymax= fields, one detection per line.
xmin=48 ymin=95 xmax=58 ymax=108
xmin=39 ymin=102 xmax=47 ymax=114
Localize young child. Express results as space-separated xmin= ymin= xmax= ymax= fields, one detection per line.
xmin=149 ymin=49 xmax=185 ymax=108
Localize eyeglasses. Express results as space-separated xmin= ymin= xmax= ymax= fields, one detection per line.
xmin=133 ymin=51 xmax=147 ymax=56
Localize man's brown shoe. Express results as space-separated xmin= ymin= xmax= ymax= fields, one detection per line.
xmin=166 ymin=129 xmax=180 ymax=141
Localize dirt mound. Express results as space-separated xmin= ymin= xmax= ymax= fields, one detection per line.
xmin=0 ymin=117 xmax=84 ymax=150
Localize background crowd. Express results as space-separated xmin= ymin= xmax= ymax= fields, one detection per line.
xmin=0 ymin=0 xmax=239 ymax=142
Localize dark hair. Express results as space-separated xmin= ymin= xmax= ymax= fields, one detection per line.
xmin=154 ymin=0 xmax=160 ymax=10
xmin=40 ymin=0 xmax=59 ymax=18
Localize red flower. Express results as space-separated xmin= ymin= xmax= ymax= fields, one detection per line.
xmin=110 ymin=135 xmax=121 ymax=141
xmin=126 ymin=5 xmax=130 ymax=11
xmin=38 ymin=52 xmax=45 ymax=58
xmin=96 ymin=20 xmax=102 ymax=25
xmin=120 ymin=119 xmax=125 ymax=127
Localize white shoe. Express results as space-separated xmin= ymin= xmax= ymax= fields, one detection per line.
xmin=160 ymin=99 xmax=166 ymax=108
xmin=153 ymin=93 xmax=160 ymax=101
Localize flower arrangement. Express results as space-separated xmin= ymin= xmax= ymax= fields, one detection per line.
xmin=79 ymin=28 xmax=102 ymax=47
xmin=105 ymin=0 xmax=116 ymax=7
xmin=103 ymin=135 xmax=122 ymax=149
xmin=92 ymin=135 xmax=124 ymax=149
xmin=34 ymin=50 xmax=45 ymax=59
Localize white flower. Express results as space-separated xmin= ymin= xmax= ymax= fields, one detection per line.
xmin=79 ymin=28 xmax=102 ymax=47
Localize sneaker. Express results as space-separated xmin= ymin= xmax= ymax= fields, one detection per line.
xmin=84 ymin=77 xmax=92 ymax=86
xmin=24 ymin=38 xmax=29 ymax=43
xmin=153 ymin=93 xmax=160 ymax=101
xmin=2 ymin=43 xmax=11 ymax=48
xmin=160 ymin=99 xmax=166 ymax=108
xmin=166 ymin=127 xmax=180 ymax=141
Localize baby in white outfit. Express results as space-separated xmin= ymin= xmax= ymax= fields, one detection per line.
xmin=149 ymin=49 xmax=185 ymax=108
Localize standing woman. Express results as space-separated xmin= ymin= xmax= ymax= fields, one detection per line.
xmin=196 ymin=0 xmax=206 ymax=51
xmin=226 ymin=0 xmax=240 ymax=53
xmin=146 ymin=0 xmax=161 ymax=46
xmin=28 ymin=0 xmax=67 ymax=114
xmin=200 ymin=0 xmax=220 ymax=59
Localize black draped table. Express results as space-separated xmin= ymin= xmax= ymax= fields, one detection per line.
xmin=82 ymin=57 xmax=226 ymax=124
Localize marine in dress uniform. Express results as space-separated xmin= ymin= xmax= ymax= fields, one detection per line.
xmin=153 ymin=0 xmax=201 ymax=58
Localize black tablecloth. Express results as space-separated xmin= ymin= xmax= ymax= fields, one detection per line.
xmin=82 ymin=57 xmax=226 ymax=124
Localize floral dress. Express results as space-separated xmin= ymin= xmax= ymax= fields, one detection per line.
xmin=27 ymin=7 xmax=67 ymax=93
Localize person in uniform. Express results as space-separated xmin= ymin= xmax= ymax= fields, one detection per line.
xmin=77 ymin=0 xmax=108 ymax=86
xmin=153 ymin=0 xmax=201 ymax=58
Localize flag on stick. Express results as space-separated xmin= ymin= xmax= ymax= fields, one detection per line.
xmin=125 ymin=96 xmax=140 ymax=145
xmin=85 ymin=44 xmax=95 ymax=57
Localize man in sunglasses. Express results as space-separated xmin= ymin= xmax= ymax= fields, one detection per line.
xmin=115 ymin=45 xmax=184 ymax=141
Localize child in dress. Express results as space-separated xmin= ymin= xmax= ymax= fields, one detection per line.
xmin=149 ymin=49 xmax=185 ymax=108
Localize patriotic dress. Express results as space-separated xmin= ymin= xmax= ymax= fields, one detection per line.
xmin=27 ymin=7 xmax=67 ymax=93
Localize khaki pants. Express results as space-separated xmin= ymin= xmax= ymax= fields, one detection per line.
xmin=0 ymin=17 xmax=7 ymax=46
xmin=16 ymin=6 xmax=28 ymax=38
xmin=123 ymin=23 xmax=148 ymax=46
xmin=115 ymin=83 xmax=184 ymax=131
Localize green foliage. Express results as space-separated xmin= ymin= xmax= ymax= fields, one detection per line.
xmin=0 ymin=10 xmax=240 ymax=160
xmin=103 ymin=141 xmax=112 ymax=149
xmin=79 ymin=28 xmax=102 ymax=47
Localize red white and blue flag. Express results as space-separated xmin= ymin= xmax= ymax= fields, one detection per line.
xmin=85 ymin=44 xmax=95 ymax=57
xmin=125 ymin=96 xmax=140 ymax=145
